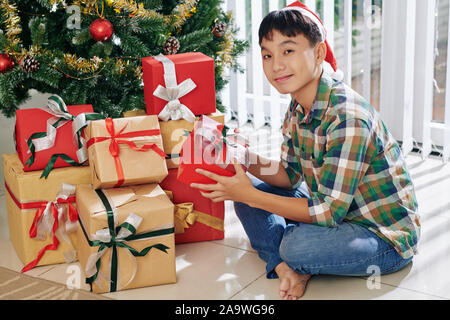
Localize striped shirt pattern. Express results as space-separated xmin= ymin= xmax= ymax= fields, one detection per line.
xmin=280 ymin=71 xmax=420 ymax=259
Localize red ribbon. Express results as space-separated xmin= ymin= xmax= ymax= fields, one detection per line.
xmin=86 ymin=118 xmax=167 ymax=187
xmin=4 ymin=183 xmax=77 ymax=273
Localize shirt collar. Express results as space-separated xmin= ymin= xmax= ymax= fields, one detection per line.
xmin=293 ymin=71 xmax=333 ymax=122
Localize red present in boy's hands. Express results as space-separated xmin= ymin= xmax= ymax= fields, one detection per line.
xmin=177 ymin=115 xmax=249 ymax=186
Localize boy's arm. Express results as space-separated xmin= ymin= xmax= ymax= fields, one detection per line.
xmin=246 ymin=187 xmax=313 ymax=223
xmin=191 ymin=162 xmax=313 ymax=223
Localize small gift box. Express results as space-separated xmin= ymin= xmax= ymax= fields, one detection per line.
xmin=86 ymin=115 xmax=168 ymax=189
xmin=161 ymin=169 xmax=224 ymax=243
xmin=2 ymin=153 xmax=91 ymax=272
xmin=177 ymin=116 xmax=248 ymax=186
xmin=142 ymin=52 xmax=216 ymax=120
xmin=15 ymin=95 xmax=103 ymax=178
xmin=76 ymin=184 xmax=176 ymax=293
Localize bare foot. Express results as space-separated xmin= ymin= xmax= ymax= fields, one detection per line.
xmin=275 ymin=262 xmax=311 ymax=300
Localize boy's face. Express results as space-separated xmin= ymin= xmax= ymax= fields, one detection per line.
xmin=260 ymin=30 xmax=321 ymax=98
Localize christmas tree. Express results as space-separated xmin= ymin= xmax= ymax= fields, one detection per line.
xmin=0 ymin=0 xmax=248 ymax=118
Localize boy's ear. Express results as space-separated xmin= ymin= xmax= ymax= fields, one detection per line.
xmin=315 ymin=42 xmax=327 ymax=65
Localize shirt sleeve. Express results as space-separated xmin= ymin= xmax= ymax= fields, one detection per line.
xmin=308 ymin=117 xmax=377 ymax=227
xmin=280 ymin=113 xmax=303 ymax=189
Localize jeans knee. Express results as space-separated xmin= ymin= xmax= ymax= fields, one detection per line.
xmin=233 ymin=201 xmax=249 ymax=218
xmin=279 ymin=234 xmax=295 ymax=264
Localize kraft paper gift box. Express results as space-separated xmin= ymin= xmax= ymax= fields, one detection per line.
xmin=123 ymin=109 xmax=225 ymax=169
xmin=142 ymin=52 xmax=216 ymax=119
xmin=85 ymin=115 xmax=168 ymax=189
xmin=177 ymin=116 xmax=248 ymax=187
xmin=15 ymin=95 xmax=102 ymax=177
xmin=2 ymin=153 xmax=91 ymax=272
xmin=76 ymin=184 xmax=176 ymax=293
xmin=161 ymin=169 xmax=224 ymax=244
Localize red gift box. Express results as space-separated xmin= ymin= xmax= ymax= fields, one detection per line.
xmin=15 ymin=104 xmax=93 ymax=173
xmin=161 ymin=168 xmax=224 ymax=243
xmin=142 ymin=52 xmax=216 ymax=119
xmin=177 ymin=116 xmax=247 ymax=187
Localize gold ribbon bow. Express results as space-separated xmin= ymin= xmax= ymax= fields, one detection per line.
xmin=174 ymin=203 xmax=224 ymax=235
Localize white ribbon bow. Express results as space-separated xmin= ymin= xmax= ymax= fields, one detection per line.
xmin=28 ymin=95 xmax=94 ymax=164
xmin=34 ymin=183 xmax=78 ymax=263
xmin=152 ymin=54 xmax=197 ymax=123
xmin=85 ymin=213 xmax=143 ymax=291
xmin=193 ymin=116 xmax=249 ymax=168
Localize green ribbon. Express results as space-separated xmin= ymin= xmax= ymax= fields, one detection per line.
xmin=39 ymin=154 xmax=82 ymax=179
xmin=78 ymin=189 xmax=174 ymax=292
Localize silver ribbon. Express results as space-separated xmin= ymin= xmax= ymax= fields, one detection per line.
xmin=28 ymin=95 xmax=94 ymax=164
xmin=193 ymin=116 xmax=249 ymax=168
xmin=152 ymin=54 xmax=197 ymax=122
xmin=33 ymin=183 xmax=78 ymax=263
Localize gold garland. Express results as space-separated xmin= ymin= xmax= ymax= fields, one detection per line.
xmin=63 ymin=53 xmax=103 ymax=73
xmin=172 ymin=0 xmax=198 ymax=32
xmin=109 ymin=0 xmax=165 ymax=20
xmin=0 ymin=1 xmax=22 ymax=51
xmin=216 ymin=13 xmax=234 ymax=70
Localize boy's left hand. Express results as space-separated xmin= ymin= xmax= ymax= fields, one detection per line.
xmin=190 ymin=159 xmax=254 ymax=203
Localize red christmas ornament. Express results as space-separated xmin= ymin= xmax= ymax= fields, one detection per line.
xmin=89 ymin=18 xmax=114 ymax=42
xmin=0 ymin=53 xmax=15 ymax=73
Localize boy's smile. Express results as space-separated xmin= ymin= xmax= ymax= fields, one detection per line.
xmin=260 ymin=30 xmax=325 ymax=111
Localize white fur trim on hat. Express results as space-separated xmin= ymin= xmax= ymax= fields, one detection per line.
xmin=282 ymin=6 xmax=326 ymax=42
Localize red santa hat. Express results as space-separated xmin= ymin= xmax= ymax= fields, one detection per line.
xmin=284 ymin=1 xmax=343 ymax=80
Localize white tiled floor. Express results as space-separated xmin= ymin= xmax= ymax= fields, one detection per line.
xmin=1 ymin=123 xmax=450 ymax=300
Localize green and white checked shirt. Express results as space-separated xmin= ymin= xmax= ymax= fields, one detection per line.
xmin=280 ymin=71 xmax=420 ymax=259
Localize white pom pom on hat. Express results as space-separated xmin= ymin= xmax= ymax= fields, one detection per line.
xmin=283 ymin=1 xmax=344 ymax=81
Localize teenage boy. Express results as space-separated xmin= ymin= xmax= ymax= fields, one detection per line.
xmin=190 ymin=1 xmax=420 ymax=300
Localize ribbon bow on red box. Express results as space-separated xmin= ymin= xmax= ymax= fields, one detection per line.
xmin=177 ymin=116 xmax=248 ymax=186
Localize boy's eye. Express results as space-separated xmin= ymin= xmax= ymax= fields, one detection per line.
xmin=263 ymin=54 xmax=271 ymax=59
xmin=284 ymin=49 xmax=293 ymax=54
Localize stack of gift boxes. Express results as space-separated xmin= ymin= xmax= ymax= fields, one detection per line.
xmin=2 ymin=52 xmax=239 ymax=294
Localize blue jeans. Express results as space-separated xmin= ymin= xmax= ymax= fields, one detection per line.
xmin=233 ymin=177 xmax=413 ymax=279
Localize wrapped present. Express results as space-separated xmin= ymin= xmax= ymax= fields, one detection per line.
xmin=76 ymin=184 xmax=176 ymax=293
xmin=2 ymin=153 xmax=91 ymax=272
xmin=86 ymin=115 xmax=168 ymax=189
xmin=177 ymin=115 xmax=249 ymax=186
xmin=142 ymin=53 xmax=216 ymax=120
xmin=15 ymin=95 xmax=103 ymax=178
xmin=161 ymin=169 xmax=224 ymax=243
xmin=123 ymin=109 xmax=225 ymax=169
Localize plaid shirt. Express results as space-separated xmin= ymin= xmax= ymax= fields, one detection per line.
xmin=280 ymin=71 xmax=420 ymax=259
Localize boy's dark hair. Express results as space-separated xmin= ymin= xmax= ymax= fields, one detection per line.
xmin=259 ymin=10 xmax=322 ymax=47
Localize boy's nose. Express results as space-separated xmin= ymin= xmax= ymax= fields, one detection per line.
xmin=272 ymin=56 xmax=286 ymax=72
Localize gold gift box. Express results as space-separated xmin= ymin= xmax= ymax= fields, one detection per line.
xmin=86 ymin=115 xmax=168 ymax=189
xmin=2 ymin=153 xmax=91 ymax=267
xmin=76 ymin=183 xmax=176 ymax=293
xmin=123 ymin=110 xmax=225 ymax=169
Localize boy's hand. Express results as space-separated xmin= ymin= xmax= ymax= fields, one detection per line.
xmin=190 ymin=159 xmax=254 ymax=203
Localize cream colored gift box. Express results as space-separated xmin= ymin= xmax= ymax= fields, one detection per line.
xmin=85 ymin=115 xmax=168 ymax=189
xmin=76 ymin=183 xmax=176 ymax=293
xmin=2 ymin=153 xmax=90 ymax=268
